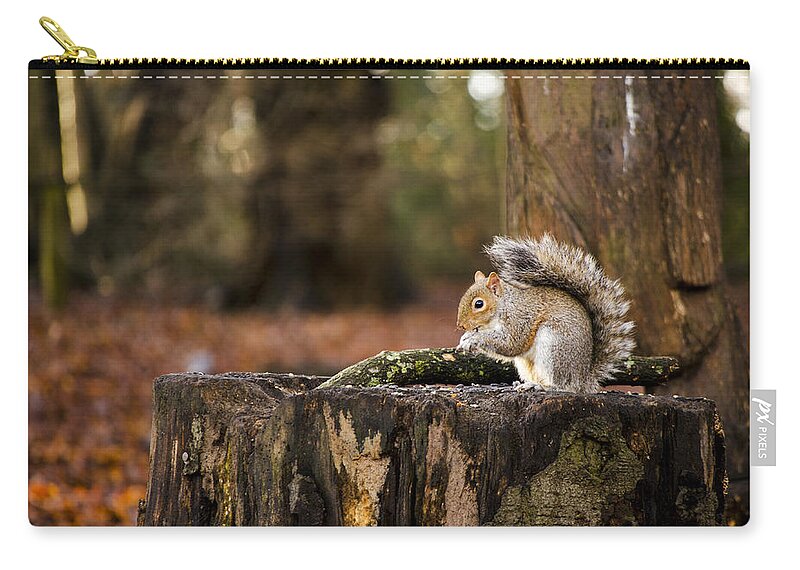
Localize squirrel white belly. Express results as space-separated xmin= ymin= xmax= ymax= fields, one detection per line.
xmin=456 ymin=234 xmax=635 ymax=393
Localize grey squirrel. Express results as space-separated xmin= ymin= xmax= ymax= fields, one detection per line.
xmin=456 ymin=234 xmax=636 ymax=393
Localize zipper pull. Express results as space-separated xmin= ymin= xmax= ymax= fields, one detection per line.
xmin=39 ymin=16 xmax=99 ymax=65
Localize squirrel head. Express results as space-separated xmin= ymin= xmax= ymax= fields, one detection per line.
xmin=456 ymin=270 xmax=503 ymax=331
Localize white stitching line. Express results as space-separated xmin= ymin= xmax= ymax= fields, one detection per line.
xmin=29 ymin=73 xmax=747 ymax=80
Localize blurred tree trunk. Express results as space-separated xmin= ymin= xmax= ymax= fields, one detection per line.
xmin=230 ymin=78 xmax=406 ymax=309
xmin=505 ymin=71 xmax=749 ymax=521
xmin=74 ymin=79 xmax=193 ymax=295
xmin=29 ymin=79 xmax=69 ymax=309
xmin=65 ymin=73 xmax=405 ymax=308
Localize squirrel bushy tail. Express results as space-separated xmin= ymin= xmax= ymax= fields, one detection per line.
xmin=486 ymin=234 xmax=636 ymax=385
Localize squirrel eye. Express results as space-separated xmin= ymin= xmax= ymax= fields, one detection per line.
xmin=473 ymin=298 xmax=485 ymax=310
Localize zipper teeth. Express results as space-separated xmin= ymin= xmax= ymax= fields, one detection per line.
xmin=32 ymin=57 xmax=750 ymax=69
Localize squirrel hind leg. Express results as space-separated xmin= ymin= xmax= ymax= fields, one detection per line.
xmin=528 ymin=324 xmax=595 ymax=393
xmin=552 ymin=334 xmax=595 ymax=393
xmin=514 ymin=349 xmax=553 ymax=389
xmin=513 ymin=330 xmax=555 ymax=389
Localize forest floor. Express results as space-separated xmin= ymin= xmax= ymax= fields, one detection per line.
xmin=28 ymin=281 xmax=749 ymax=526
xmin=28 ymin=286 xmax=465 ymax=525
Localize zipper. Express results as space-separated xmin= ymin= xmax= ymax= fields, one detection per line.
xmin=32 ymin=16 xmax=749 ymax=71
xmin=38 ymin=17 xmax=99 ymax=65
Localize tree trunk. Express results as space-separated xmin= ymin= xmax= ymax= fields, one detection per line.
xmin=140 ymin=372 xmax=725 ymax=526
xmin=504 ymin=71 xmax=748 ymax=520
xmin=60 ymin=73 xmax=406 ymax=307
xmin=231 ymin=77 xmax=407 ymax=309
xmin=29 ymin=78 xmax=69 ymax=309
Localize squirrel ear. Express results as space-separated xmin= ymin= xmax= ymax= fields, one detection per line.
xmin=486 ymin=272 xmax=502 ymax=295
xmin=474 ymin=270 xmax=486 ymax=283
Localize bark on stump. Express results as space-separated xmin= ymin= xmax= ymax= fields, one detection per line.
xmin=140 ymin=371 xmax=726 ymax=526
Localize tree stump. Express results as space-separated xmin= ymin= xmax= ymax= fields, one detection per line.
xmin=139 ymin=371 xmax=726 ymax=526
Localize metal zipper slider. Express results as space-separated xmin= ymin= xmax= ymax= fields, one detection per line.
xmin=39 ymin=16 xmax=98 ymax=65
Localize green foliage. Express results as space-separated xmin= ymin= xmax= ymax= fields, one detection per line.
xmin=717 ymin=82 xmax=750 ymax=278
xmin=380 ymin=75 xmax=506 ymax=281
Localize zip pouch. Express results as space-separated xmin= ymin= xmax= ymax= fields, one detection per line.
xmin=29 ymin=17 xmax=750 ymax=527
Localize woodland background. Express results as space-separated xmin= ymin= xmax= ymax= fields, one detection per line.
xmin=28 ymin=70 xmax=749 ymax=525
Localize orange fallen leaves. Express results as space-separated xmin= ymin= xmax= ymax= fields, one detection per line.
xmin=28 ymin=288 xmax=462 ymax=525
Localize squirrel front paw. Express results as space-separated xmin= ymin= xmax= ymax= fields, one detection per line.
xmin=512 ymin=380 xmax=545 ymax=392
xmin=458 ymin=331 xmax=480 ymax=353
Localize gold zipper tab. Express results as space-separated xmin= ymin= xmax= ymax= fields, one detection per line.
xmin=39 ymin=16 xmax=98 ymax=65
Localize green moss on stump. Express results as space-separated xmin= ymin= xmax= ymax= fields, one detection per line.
xmin=490 ymin=416 xmax=644 ymax=525
xmin=317 ymin=349 xmax=680 ymax=389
